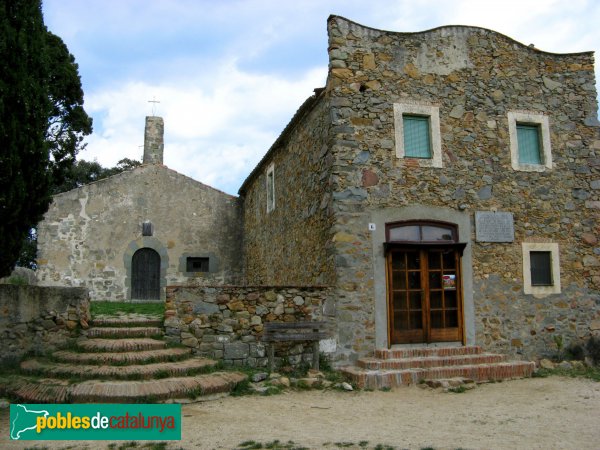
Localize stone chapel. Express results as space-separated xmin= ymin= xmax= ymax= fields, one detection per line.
xmin=37 ymin=16 xmax=600 ymax=363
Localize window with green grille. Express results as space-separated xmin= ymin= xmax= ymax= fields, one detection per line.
xmin=403 ymin=115 xmax=432 ymax=158
xmin=517 ymin=124 xmax=542 ymax=165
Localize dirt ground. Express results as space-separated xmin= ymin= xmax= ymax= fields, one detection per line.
xmin=1 ymin=376 xmax=599 ymax=450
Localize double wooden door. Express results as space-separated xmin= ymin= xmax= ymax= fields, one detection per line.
xmin=387 ymin=248 xmax=463 ymax=344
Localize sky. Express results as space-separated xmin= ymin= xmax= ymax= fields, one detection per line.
xmin=42 ymin=0 xmax=600 ymax=196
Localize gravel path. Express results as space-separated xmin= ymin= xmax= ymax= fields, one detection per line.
xmin=1 ymin=376 xmax=599 ymax=449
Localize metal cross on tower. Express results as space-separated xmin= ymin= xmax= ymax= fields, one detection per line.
xmin=148 ymin=97 xmax=160 ymax=116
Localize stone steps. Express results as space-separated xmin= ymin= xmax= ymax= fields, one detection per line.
xmin=53 ymin=347 xmax=191 ymax=364
xmin=77 ymin=337 xmax=167 ymax=352
xmin=21 ymin=357 xmax=218 ymax=380
xmin=357 ymin=353 xmax=506 ymax=370
xmin=341 ymin=346 xmax=536 ymax=389
xmin=10 ymin=372 xmax=246 ymax=403
xmin=86 ymin=326 xmax=164 ymax=338
xmin=11 ymin=311 xmax=247 ymax=403
xmin=90 ymin=318 xmax=163 ymax=328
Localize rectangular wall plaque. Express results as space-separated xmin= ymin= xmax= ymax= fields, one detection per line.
xmin=475 ymin=211 xmax=515 ymax=243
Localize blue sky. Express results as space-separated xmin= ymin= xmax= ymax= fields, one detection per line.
xmin=42 ymin=0 xmax=600 ymax=195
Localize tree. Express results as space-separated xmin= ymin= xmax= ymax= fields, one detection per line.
xmin=0 ymin=0 xmax=92 ymax=277
xmin=53 ymin=158 xmax=142 ymax=194
xmin=0 ymin=0 xmax=51 ymax=277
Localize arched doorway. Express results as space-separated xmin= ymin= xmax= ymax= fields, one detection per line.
xmin=385 ymin=221 xmax=466 ymax=345
xmin=131 ymin=248 xmax=161 ymax=300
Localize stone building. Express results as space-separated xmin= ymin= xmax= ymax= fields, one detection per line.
xmin=38 ymin=16 xmax=600 ymax=361
xmin=37 ymin=117 xmax=243 ymax=301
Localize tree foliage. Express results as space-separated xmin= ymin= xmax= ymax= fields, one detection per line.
xmin=0 ymin=0 xmax=92 ymax=277
xmin=53 ymin=158 xmax=141 ymax=194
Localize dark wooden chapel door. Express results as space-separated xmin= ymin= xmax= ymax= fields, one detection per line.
xmin=131 ymin=248 xmax=160 ymax=300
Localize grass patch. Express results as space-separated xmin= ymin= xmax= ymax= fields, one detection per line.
xmin=534 ymin=365 xmax=600 ymax=381
xmin=90 ymin=301 xmax=164 ymax=317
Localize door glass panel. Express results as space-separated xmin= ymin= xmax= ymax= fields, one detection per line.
xmin=445 ymin=290 xmax=457 ymax=308
xmin=408 ymin=272 xmax=421 ymax=289
xmin=407 ymin=253 xmax=420 ymax=269
xmin=392 ymin=271 xmax=406 ymax=290
xmin=393 ymin=292 xmax=407 ymax=310
xmin=443 ymin=251 xmax=456 ymax=269
xmin=391 ymin=253 xmax=406 ymax=269
xmin=428 ymin=252 xmax=441 ymax=269
xmin=409 ymin=311 xmax=423 ymax=329
xmin=429 ymin=272 xmax=441 ymax=289
xmin=395 ymin=312 xmax=409 ymax=330
xmin=409 ymin=291 xmax=422 ymax=310
xmin=430 ymin=311 xmax=443 ymax=328
xmin=422 ymin=225 xmax=454 ymax=242
xmin=445 ymin=310 xmax=458 ymax=327
xmin=430 ymin=291 xmax=443 ymax=309
xmin=389 ymin=226 xmax=420 ymax=242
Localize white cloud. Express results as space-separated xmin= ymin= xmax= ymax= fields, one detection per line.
xmin=80 ymin=62 xmax=326 ymax=195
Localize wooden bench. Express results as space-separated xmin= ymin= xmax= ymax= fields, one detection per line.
xmin=263 ymin=321 xmax=330 ymax=372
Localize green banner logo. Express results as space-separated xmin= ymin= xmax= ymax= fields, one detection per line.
xmin=10 ymin=404 xmax=181 ymax=440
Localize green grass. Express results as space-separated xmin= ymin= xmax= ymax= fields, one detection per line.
xmin=533 ymin=365 xmax=600 ymax=381
xmin=90 ymin=301 xmax=164 ymax=317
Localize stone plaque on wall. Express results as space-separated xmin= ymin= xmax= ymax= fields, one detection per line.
xmin=475 ymin=211 xmax=514 ymax=243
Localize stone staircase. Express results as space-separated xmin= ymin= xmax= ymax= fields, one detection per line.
xmin=341 ymin=346 xmax=535 ymax=389
xmin=11 ymin=313 xmax=246 ymax=403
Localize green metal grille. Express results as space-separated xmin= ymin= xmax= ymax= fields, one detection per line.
xmin=517 ymin=124 xmax=542 ymax=165
xmin=403 ymin=115 xmax=432 ymax=158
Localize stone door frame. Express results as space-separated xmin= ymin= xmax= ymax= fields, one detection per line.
xmin=124 ymin=237 xmax=169 ymax=302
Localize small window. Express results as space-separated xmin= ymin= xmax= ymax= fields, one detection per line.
xmin=186 ymin=257 xmax=209 ymax=272
xmin=142 ymin=221 xmax=153 ymax=236
xmin=517 ymin=124 xmax=542 ymax=165
xmin=266 ymin=163 xmax=275 ymax=213
xmin=387 ymin=221 xmax=457 ymax=243
xmin=394 ymin=102 xmax=442 ymax=168
xmin=508 ymin=111 xmax=552 ymax=172
xmin=522 ymin=243 xmax=561 ymax=295
xmin=403 ymin=115 xmax=432 ymax=158
xmin=530 ymin=251 xmax=552 ymax=286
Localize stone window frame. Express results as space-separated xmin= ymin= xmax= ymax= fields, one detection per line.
xmin=522 ymin=242 xmax=561 ymax=295
xmin=508 ymin=111 xmax=552 ymax=172
xmin=266 ymin=162 xmax=275 ymax=213
xmin=393 ymin=102 xmax=442 ymax=168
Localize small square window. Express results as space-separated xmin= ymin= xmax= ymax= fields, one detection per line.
xmin=508 ymin=111 xmax=552 ymax=172
xmin=530 ymin=251 xmax=552 ymax=286
xmin=403 ymin=115 xmax=432 ymax=158
xmin=394 ymin=102 xmax=442 ymax=168
xmin=186 ymin=257 xmax=209 ymax=272
xmin=517 ymin=124 xmax=542 ymax=165
xmin=266 ymin=163 xmax=275 ymax=213
xmin=522 ymin=243 xmax=561 ymax=295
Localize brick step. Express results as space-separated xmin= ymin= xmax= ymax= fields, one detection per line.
xmin=69 ymin=372 xmax=247 ymax=403
xmin=86 ymin=326 xmax=163 ymax=338
xmin=341 ymin=361 xmax=536 ymax=389
xmin=9 ymin=372 xmax=247 ymax=404
xmin=357 ymin=353 xmax=506 ymax=370
xmin=53 ymin=347 xmax=191 ymax=365
xmin=77 ymin=337 xmax=167 ymax=352
xmin=90 ymin=318 xmax=163 ymax=328
xmin=374 ymin=345 xmax=483 ymax=360
xmin=21 ymin=357 xmax=217 ymax=380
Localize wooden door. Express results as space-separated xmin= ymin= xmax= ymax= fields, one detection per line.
xmin=387 ymin=248 xmax=463 ymax=344
xmin=131 ymin=248 xmax=160 ymax=300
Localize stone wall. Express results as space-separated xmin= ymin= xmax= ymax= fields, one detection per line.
xmin=37 ymin=165 xmax=243 ymax=301
xmin=165 ymin=285 xmax=332 ymax=367
xmin=0 ymin=285 xmax=89 ymax=364
xmin=324 ymin=16 xmax=599 ymax=361
xmin=239 ymin=92 xmax=336 ymax=286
